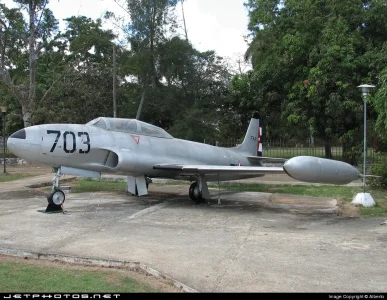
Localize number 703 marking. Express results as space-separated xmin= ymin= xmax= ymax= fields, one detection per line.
xmin=47 ymin=130 xmax=90 ymax=154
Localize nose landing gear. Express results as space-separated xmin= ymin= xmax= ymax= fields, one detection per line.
xmin=46 ymin=168 xmax=65 ymax=212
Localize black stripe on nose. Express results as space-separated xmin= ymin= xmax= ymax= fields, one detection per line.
xmin=10 ymin=129 xmax=26 ymax=139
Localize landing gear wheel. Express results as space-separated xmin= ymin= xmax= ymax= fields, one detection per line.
xmin=189 ymin=182 xmax=203 ymax=204
xmin=46 ymin=189 xmax=65 ymax=212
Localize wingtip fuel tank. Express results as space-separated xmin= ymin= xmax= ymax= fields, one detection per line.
xmin=283 ymin=156 xmax=361 ymax=185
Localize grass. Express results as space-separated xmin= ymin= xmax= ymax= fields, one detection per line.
xmin=212 ymin=184 xmax=387 ymax=217
xmin=264 ymin=146 xmax=380 ymax=160
xmin=0 ymin=257 xmax=161 ymax=293
xmin=0 ymin=150 xmax=17 ymax=158
xmin=60 ymin=179 xmax=187 ymax=194
xmin=265 ymin=147 xmax=342 ymax=159
xmin=0 ymin=173 xmax=35 ymax=182
xmin=63 ymin=179 xmax=128 ymax=193
xmin=64 ymin=179 xmax=387 ymax=217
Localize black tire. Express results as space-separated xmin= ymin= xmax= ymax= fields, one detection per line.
xmin=189 ymin=182 xmax=203 ymax=203
xmin=189 ymin=182 xmax=196 ymax=201
xmin=47 ymin=189 xmax=65 ymax=208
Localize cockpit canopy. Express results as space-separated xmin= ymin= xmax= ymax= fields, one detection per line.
xmin=86 ymin=117 xmax=173 ymax=139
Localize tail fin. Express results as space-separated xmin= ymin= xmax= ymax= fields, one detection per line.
xmin=234 ymin=117 xmax=262 ymax=156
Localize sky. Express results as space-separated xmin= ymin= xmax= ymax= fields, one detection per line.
xmin=4 ymin=0 xmax=252 ymax=62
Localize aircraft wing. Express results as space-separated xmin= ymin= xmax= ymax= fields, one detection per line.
xmin=153 ymin=164 xmax=284 ymax=176
xmin=154 ymin=156 xmax=362 ymax=185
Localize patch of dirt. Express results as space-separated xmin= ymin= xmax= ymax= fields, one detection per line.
xmin=148 ymin=185 xmax=187 ymax=196
xmin=0 ymin=189 xmax=47 ymax=199
xmin=0 ymin=254 xmax=184 ymax=293
xmin=6 ymin=164 xmax=52 ymax=175
xmin=104 ymin=273 xmax=125 ymax=287
xmin=273 ymin=196 xmax=331 ymax=205
xmin=337 ymin=199 xmax=360 ymax=217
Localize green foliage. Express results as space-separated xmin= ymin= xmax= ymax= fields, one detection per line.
xmin=372 ymin=67 xmax=387 ymax=139
xmin=32 ymin=16 xmax=120 ymax=124
xmin=0 ymin=0 xmax=62 ymax=127
xmin=339 ymin=129 xmax=363 ymax=165
xmin=125 ymin=0 xmax=179 ymax=86
xmin=368 ymin=155 xmax=387 ymax=189
xmin=102 ymin=0 xmax=233 ymax=139
xmin=2 ymin=0 xmax=386 ymax=151
xmin=62 ymin=16 xmax=116 ymax=61
xmin=167 ymin=107 xmax=218 ymax=142
xmin=0 ymin=0 xmax=235 ymax=143
xmin=243 ymin=0 xmax=387 ymax=157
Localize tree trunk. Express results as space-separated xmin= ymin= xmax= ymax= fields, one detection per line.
xmin=113 ymin=44 xmax=117 ymax=118
xmin=136 ymin=89 xmax=146 ymax=120
xmin=324 ymin=138 xmax=332 ymax=159
xmin=0 ymin=21 xmax=6 ymax=69
xmin=181 ymin=0 xmax=188 ymax=41
xmin=149 ymin=1 xmax=158 ymax=87
xmin=22 ymin=103 xmax=32 ymax=128
xmin=28 ymin=0 xmax=37 ymax=123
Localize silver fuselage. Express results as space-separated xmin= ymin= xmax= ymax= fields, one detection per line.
xmin=8 ymin=124 xmax=259 ymax=181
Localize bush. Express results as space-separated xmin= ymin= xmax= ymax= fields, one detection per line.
xmin=368 ymin=156 xmax=387 ymax=189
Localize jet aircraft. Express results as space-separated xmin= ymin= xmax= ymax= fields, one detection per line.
xmin=7 ymin=116 xmax=361 ymax=211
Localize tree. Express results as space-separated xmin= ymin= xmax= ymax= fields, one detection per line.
xmin=33 ymin=16 xmax=122 ymax=125
xmin=372 ymin=67 xmax=387 ymax=139
xmin=123 ymin=0 xmax=180 ymax=119
xmin=244 ymin=0 xmax=387 ymax=163
xmin=0 ymin=0 xmax=59 ymax=127
xmin=117 ymin=0 xmax=233 ymax=140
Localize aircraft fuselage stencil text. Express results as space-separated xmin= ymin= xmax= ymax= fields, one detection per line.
xmin=47 ymin=130 xmax=90 ymax=154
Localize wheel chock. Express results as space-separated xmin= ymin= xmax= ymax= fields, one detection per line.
xmin=44 ymin=203 xmax=64 ymax=213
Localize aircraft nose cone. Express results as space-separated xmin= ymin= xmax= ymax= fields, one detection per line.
xmin=8 ymin=129 xmax=23 ymax=156
xmin=7 ymin=127 xmax=42 ymax=163
xmin=7 ymin=128 xmax=32 ymax=157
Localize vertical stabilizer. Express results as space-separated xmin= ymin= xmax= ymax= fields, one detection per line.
xmin=234 ymin=118 xmax=262 ymax=156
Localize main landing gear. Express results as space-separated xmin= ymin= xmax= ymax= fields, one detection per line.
xmin=189 ymin=182 xmax=204 ymax=204
xmin=189 ymin=175 xmax=210 ymax=204
xmin=46 ymin=168 xmax=65 ymax=212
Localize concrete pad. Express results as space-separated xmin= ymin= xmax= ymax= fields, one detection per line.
xmin=0 ymin=185 xmax=386 ymax=292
